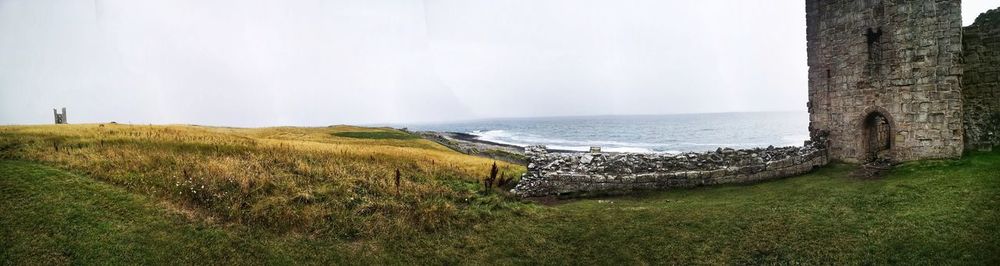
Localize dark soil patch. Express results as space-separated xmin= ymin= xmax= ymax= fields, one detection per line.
xmin=852 ymin=159 xmax=895 ymax=179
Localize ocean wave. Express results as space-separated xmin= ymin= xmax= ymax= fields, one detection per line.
xmin=545 ymin=145 xmax=665 ymax=154
xmin=469 ymin=129 xmax=805 ymax=154
xmin=472 ymin=130 xmax=666 ymax=148
xmin=782 ymin=134 xmax=811 ymax=146
xmin=472 ymin=130 xmax=692 ymax=154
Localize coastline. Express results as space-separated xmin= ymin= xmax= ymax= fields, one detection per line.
xmin=415 ymin=131 xmax=584 ymax=165
xmin=401 ymin=112 xmax=808 ymax=155
xmin=446 ymin=132 xmax=523 ymax=150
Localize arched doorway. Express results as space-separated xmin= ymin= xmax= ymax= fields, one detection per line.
xmin=862 ymin=111 xmax=892 ymax=162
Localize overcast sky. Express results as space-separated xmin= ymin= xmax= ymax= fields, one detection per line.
xmin=1 ymin=0 xmax=997 ymax=126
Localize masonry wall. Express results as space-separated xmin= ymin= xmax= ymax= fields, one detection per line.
xmin=962 ymin=8 xmax=1000 ymax=151
xmin=512 ymin=141 xmax=829 ymax=197
xmin=806 ymin=0 xmax=964 ymax=163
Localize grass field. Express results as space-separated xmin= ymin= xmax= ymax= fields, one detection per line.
xmin=2 ymin=124 xmax=999 ymax=264
xmin=0 ymin=124 xmax=527 ymax=239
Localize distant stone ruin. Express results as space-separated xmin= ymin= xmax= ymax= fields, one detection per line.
xmin=513 ymin=136 xmax=829 ymax=197
xmin=53 ymin=108 xmax=67 ymax=124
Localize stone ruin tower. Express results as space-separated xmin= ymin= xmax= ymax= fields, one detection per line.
xmin=806 ymin=0 xmax=964 ymax=163
xmin=962 ymin=8 xmax=1000 ymax=151
xmin=53 ymin=107 xmax=67 ymax=124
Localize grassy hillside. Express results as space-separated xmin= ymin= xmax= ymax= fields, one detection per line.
xmin=2 ymin=124 xmax=999 ymax=264
xmin=0 ymin=124 xmax=526 ymax=238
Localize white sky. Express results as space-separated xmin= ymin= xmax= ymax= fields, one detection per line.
xmin=1 ymin=0 xmax=997 ymax=126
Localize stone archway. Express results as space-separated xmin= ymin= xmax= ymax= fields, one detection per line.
xmin=862 ymin=111 xmax=893 ymax=162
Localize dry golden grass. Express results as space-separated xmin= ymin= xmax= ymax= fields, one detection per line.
xmin=0 ymin=123 xmax=525 ymax=238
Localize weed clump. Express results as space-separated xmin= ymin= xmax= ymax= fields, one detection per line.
xmin=483 ymin=162 xmax=499 ymax=193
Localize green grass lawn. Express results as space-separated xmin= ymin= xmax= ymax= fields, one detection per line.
xmin=3 ymin=151 xmax=999 ymax=265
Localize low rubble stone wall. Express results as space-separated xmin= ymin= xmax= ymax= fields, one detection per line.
xmin=512 ymin=138 xmax=829 ymax=197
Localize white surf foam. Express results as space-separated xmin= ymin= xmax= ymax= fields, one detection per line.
xmin=472 ymin=130 xmax=676 ymax=154
xmin=470 ymin=129 xmax=807 ymax=154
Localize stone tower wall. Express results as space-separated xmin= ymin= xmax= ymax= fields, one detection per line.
xmin=962 ymin=8 xmax=1000 ymax=151
xmin=806 ymin=0 xmax=964 ymax=163
xmin=53 ymin=108 xmax=67 ymax=124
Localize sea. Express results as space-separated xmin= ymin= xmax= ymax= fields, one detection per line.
xmin=403 ymin=111 xmax=810 ymax=154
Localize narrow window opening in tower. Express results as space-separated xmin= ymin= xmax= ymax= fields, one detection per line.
xmin=825 ymin=69 xmax=832 ymax=92
xmin=864 ymin=27 xmax=883 ymax=76
xmin=873 ymin=1 xmax=884 ymax=18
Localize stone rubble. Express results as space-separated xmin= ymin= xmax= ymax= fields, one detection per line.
xmin=513 ymin=136 xmax=829 ymax=197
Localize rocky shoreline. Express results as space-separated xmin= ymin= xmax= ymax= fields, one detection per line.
xmin=415 ymin=130 xmax=676 ymax=165
xmin=415 ymin=131 xmax=530 ymax=164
